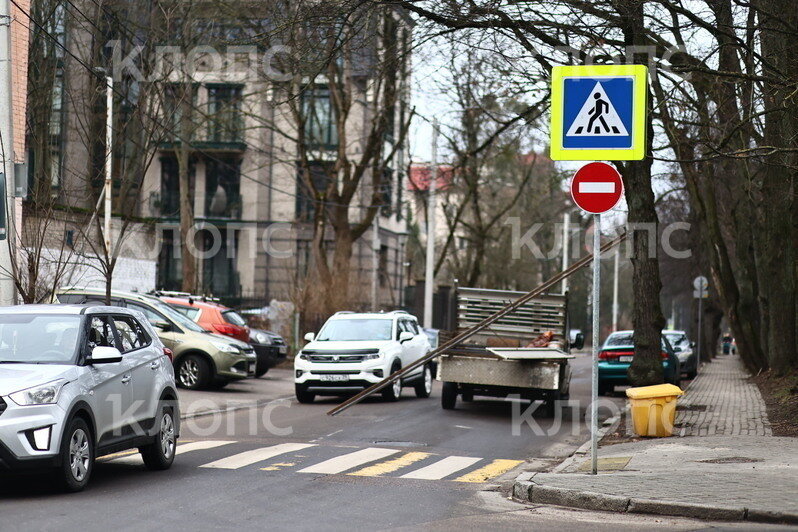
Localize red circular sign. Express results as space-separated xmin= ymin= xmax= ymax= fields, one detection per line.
xmin=570 ymin=162 xmax=624 ymax=214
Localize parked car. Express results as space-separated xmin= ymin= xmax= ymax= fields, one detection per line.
xmin=0 ymin=305 xmax=178 ymax=491
xmin=159 ymin=296 xmax=250 ymax=344
xmin=294 ymin=311 xmax=432 ymax=403
xmin=598 ymin=330 xmax=681 ymax=395
xmin=249 ymin=328 xmax=288 ymax=377
xmin=55 ymin=288 xmax=256 ymax=390
xmin=664 ymin=330 xmax=697 ymax=378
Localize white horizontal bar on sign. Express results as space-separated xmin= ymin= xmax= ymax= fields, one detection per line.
xmin=579 ymin=182 xmax=616 ymax=194
xmin=298 ymin=447 xmax=400 ymax=474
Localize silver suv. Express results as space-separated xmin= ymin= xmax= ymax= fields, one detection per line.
xmin=0 ymin=305 xmax=179 ymax=491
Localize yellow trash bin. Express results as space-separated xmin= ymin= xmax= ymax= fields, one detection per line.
xmin=625 ymin=384 xmax=684 ymax=437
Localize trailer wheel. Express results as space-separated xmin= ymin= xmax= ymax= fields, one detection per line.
xmin=441 ymin=382 xmax=458 ymax=410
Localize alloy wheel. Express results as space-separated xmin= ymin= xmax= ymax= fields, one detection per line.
xmin=69 ymin=428 xmax=90 ymax=482
xmin=179 ymin=359 xmax=199 ymax=387
xmin=424 ymin=366 xmax=433 ymax=395
xmin=160 ymin=412 xmax=176 ymax=459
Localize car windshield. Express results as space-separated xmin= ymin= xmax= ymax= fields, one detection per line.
xmin=147 ymin=299 xmax=207 ymax=333
xmin=665 ymin=333 xmax=686 ymax=346
xmin=604 ymin=333 xmax=634 ymax=347
xmin=604 ymin=332 xmax=670 ymax=351
xmin=222 ymin=310 xmax=247 ymax=326
xmin=317 ymin=319 xmax=393 ymax=341
xmin=0 ymin=314 xmax=81 ymax=364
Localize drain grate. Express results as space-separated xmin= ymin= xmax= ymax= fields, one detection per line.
xmin=679 ymin=404 xmax=709 ymax=412
xmin=371 ymin=441 xmax=428 ymax=447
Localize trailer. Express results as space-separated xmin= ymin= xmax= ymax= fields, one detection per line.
xmin=437 ymin=287 xmax=583 ymax=415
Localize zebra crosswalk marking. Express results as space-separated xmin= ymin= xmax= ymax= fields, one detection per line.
xmin=347 ymin=452 xmax=431 ymax=477
xmin=200 ymin=443 xmax=315 ymax=470
xmin=399 ymin=456 xmax=482 ymax=480
xmin=453 ymin=459 xmax=524 ymax=483
xmin=298 ymin=447 xmax=400 ymax=474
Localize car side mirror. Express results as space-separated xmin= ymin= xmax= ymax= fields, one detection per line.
xmin=150 ymin=319 xmax=172 ymax=332
xmin=304 ymin=332 xmax=315 ymax=342
xmin=690 ymin=341 xmax=696 ymax=348
xmin=88 ymin=346 xmax=123 ymax=364
xmin=570 ymin=332 xmax=585 ymax=350
xmin=399 ymin=331 xmax=414 ymax=343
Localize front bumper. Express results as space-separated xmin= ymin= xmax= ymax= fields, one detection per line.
xmin=252 ymin=343 xmax=288 ymax=369
xmin=215 ymin=351 xmax=258 ymax=380
xmin=0 ymin=400 xmax=65 ymax=470
xmin=294 ymin=359 xmax=386 ymax=394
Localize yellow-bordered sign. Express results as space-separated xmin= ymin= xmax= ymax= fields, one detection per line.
xmin=550 ymin=64 xmax=648 ymax=161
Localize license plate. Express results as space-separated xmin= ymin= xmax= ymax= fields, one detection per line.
xmin=248 ymin=362 xmax=256 ymax=374
xmin=278 ymin=346 xmax=287 ymax=355
xmin=320 ymin=374 xmax=349 ymax=382
xmin=618 ymin=355 xmax=633 ymax=363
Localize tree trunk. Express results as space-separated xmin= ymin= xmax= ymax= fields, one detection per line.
xmin=177 ymin=94 xmax=197 ymax=294
xmin=755 ymin=0 xmax=798 ymax=374
xmin=618 ymin=0 xmax=667 ymax=386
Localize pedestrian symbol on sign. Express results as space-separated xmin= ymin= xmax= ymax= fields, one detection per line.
xmin=566 ymin=82 xmax=628 ymax=137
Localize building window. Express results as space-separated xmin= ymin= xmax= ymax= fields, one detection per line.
xmin=206 ymin=157 xmax=241 ymax=218
xmin=207 ymin=85 xmax=243 ymax=143
xmin=158 ymin=156 xmax=194 ymax=217
xmin=164 ymin=83 xmax=199 ymax=142
xmin=301 ymin=86 xmax=337 ymax=149
xmin=380 ymin=168 xmax=393 ymax=216
xmin=296 ymin=161 xmax=332 ymax=222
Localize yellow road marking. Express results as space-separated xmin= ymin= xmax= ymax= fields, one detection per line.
xmin=453 ymin=459 xmax=524 ymax=483
xmin=260 ymin=462 xmax=296 ymax=471
xmin=348 ymin=452 xmax=431 ymax=477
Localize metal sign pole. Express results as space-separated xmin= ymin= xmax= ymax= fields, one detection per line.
xmin=697 ymin=285 xmax=704 ymax=366
xmin=591 ymin=213 xmax=601 ymax=475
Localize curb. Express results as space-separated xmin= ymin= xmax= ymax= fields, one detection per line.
xmin=513 ymin=481 xmax=798 ymax=525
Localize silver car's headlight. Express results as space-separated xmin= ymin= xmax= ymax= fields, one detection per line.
xmin=255 ymin=333 xmax=271 ymax=344
xmin=9 ymin=379 xmax=68 ymax=406
xmin=210 ymin=340 xmax=239 ymax=354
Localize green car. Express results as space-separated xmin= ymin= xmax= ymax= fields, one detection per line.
xmin=55 ymin=287 xmax=256 ymax=390
xmin=597 ymin=330 xmax=681 ymax=395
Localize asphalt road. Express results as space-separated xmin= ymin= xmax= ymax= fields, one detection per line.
xmin=1 ymin=354 xmax=761 ymax=531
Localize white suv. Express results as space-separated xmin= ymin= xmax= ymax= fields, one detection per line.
xmin=0 ymin=305 xmax=179 ymax=491
xmin=294 ymin=311 xmax=432 ymax=403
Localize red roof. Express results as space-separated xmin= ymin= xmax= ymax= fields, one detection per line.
xmin=408 ymin=164 xmax=454 ymax=192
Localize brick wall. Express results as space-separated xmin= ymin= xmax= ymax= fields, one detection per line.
xmin=10 ymin=0 xmax=29 ymax=162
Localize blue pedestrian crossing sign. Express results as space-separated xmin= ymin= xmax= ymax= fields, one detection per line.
xmin=550 ymin=65 xmax=648 ymax=161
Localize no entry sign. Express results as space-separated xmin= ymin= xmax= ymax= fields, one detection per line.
xmin=570 ymin=162 xmax=624 ymax=214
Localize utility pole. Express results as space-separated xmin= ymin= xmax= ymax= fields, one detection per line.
xmin=0 ymin=0 xmax=17 ymax=305
xmin=371 ymin=215 xmax=380 ymax=311
xmin=103 ymin=75 xmax=113 ymax=257
xmin=423 ymin=118 xmax=439 ymax=329
xmin=561 ymin=212 xmax=570 ymax=294
xmin=612 ymin=245 xmax=620 ymax=331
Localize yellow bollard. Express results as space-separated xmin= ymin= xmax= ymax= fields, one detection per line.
xmin=625 ymin=384 xmax=684 ymax=437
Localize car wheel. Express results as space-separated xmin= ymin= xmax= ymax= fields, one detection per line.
xmin=441 ymin=381 xmax=458 ymax=410
xmin=295 ymin=384 xmax=315 ymax=404
xmin=140 ymin=405 xmax=177 ymax=470
xmin=414 ymin=365 xmax=433 ymax=398
xmin=177 ymin=354 xmax=211 ymax=390
xmin=598 ymin=382 xmax=612 ymax=396
xmin=382 ymin=363 xmax=402 ymax=402
xmin=59 ymin=417 xmax=94 ymax=492
xmin=255 ymin=365 xmax=270 ymax=378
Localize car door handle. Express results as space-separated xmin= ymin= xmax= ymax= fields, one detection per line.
xmin=121 ymin=374 xmax=132 ymax=384
xmin=150 ymin=361 xmax=160 ymax=370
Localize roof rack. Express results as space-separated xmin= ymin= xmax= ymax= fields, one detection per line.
xmin=150 ymin=290 xmax=221 ymax=304
xmin=333 ymin=311 xmax=355 ymax=315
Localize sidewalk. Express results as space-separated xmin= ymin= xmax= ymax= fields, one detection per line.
xmin=514 ymin=355 xmax=798 ymax=524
